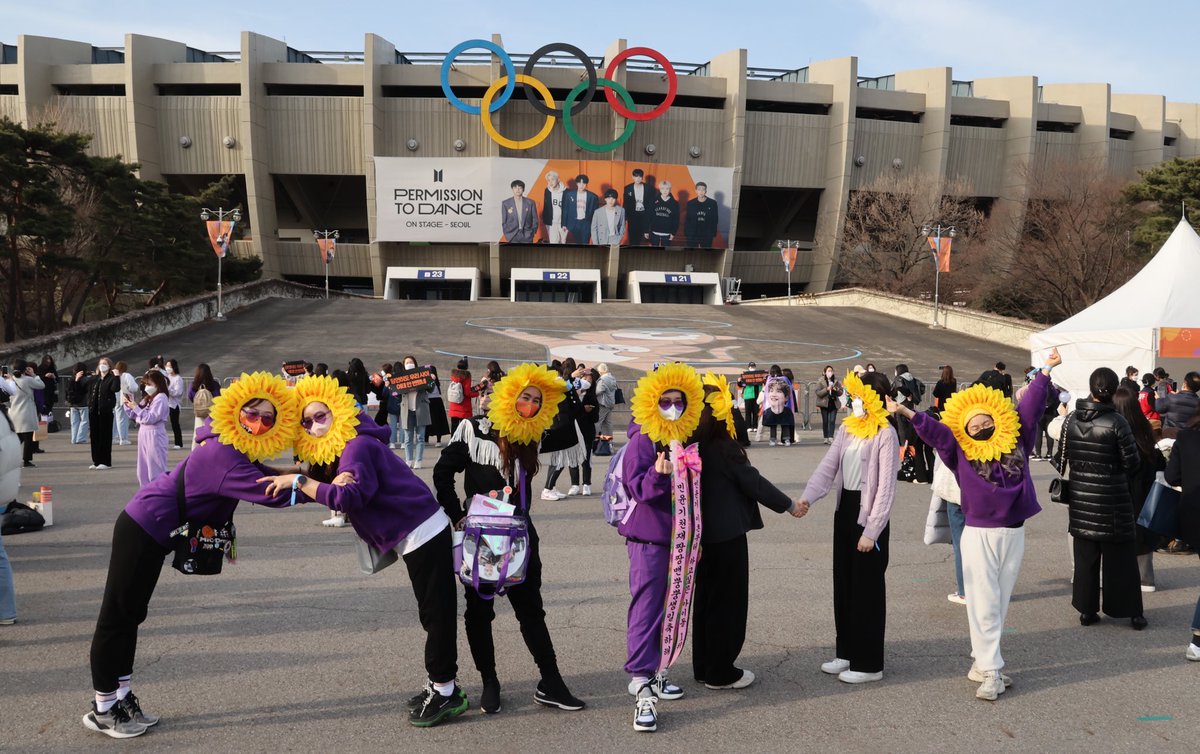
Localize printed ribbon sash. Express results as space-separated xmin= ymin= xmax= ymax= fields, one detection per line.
xmin=659 ymin=441 xmax=703 ymax=672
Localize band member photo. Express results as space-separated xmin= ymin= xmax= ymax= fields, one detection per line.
xmin=623 ymin=168 xmax=653 ymax=246
xmin=563 ymin=174 xmax=598 ymax=244
xmin=649 ymin=180 xmax=679 ymax=247
xmin=541 ymin=170 xmax=568 ymax=244
xmin=501 ymin=179 xmax=538 ymax=244
xmin=591 ymin=189 xmax=626 ymax=245
xmin=685 ymin=181 xmax=719 ymax=248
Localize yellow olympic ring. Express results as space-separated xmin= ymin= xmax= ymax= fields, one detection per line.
xmin=480 ymin=74 xmax=556 ymax=150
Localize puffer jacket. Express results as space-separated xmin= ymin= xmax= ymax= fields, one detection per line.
xmin=1155 ymin=390 xmax=1198 ymax=428
xmin=1063 ymin=400 xmax=1140 ymax=542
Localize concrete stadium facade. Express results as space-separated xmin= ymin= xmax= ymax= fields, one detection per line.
xmin=3 ymin=31 xmax=1197 ymax=300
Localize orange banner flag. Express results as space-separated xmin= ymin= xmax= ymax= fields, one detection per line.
xmin=317 ymin=238 xmax=336 ymax=265
xmin=207 ymin=220 xmax=234 ymax=258
xmin=927 ymin=236 xmax=952 ymax=273
xmin=781 ymin=246 xmax=798 ymax=273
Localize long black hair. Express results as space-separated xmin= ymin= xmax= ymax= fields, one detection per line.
xmin=1089 ymin=367 xmax=1119 ymax=404
xmin=1114 ymin=385 xmax=1156 ymax=459
xmin=692 ymin=385 xmax=749 ymax=466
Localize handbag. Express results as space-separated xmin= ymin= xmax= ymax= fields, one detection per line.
xmin=897 ymin=443 xmax=917 ymax=483
xmin=1049 ymin=413 xmax=1073 ymax=504
xmin=170 ymin=460 xmax=237 ymax=576
xmin=614 ymin=387 xmax=625 ymax=405
xmin=355 ymin=536 xmax=400 ymax=575
xmin=1137 ymin=474 xmax=1182 ymax=538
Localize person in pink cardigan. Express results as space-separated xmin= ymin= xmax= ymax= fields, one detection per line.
xmin=122 ymin=371 xmax=171 ymax=487
xmin=799 ymin=371 xmax=899 ymax=684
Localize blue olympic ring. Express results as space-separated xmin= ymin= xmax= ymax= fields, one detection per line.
xmin=440 ymin=39 xmax=516 ymax=115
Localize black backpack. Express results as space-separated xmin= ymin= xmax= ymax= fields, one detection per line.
xmin=1 ymin=501 xmax=45 ymax=535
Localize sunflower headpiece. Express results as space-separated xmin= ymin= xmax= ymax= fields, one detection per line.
xmin=487 ymin=363 xmax=565 ymax=445
xmin=842 ymin=370 xmax=890 ymax=440
xmin=631 ymin=363 xmax=705 ymax=446
xmin=702 ymin=372 xmax=737 ymax=439
xmin=208 ymin=371 xmax=299 ymax=462
xmin=940 ymin=384 xmax=1020 ymax=462
xmin=292 ymin=375 xmax=360 ymax=465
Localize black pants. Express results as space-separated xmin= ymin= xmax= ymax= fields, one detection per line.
xmin=832 ymin=492 xmax=889 ymax=673
xmin=17 ymin=431 xmax=34 ymax=463
xmin=1072 ymin=536 xmax=1144 ymax=618
xmin=90 ymin=409 xmax=114 ymax=466
xmin=374 ymin=404 xmax=389 ymax=429
xmin=169 ymin=406 xmax=183 ymax=447
xmin=402 ymin=526 xmax=459 ymax=683
xmin=691 ymin=534 xmax=749 ymax=686
xmin=1035 ymin=413 xmax=1056 ymax=457
xmin=893 ymin=413 xmax=930 ymax=483
xmin=545 ymin=466 xmax=564 ymax=490
xmin=744 ymin=399 xmax=759 ymax=431
xmin=820 ymin=406 xmax=838 ymax=439
xmin=463 ymin=526 xmax=561 ymax=683
xmin=90 ymin=512 xmax=171 ymax=692
xmin=569 ymin=424 xmax=596 ymax=486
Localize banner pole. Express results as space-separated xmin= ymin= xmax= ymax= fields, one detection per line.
xmin=217 ymin=249 xmax=225 ymax=319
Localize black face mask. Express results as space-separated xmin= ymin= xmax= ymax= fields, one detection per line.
xmin=969 ymin=426 xmax=996 ymax=442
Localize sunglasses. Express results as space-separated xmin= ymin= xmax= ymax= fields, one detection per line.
xmin=300 ymin=410 xmax=331 ymax=429
xmin=240 ymin=408 xmax=276 ymax=427
xmin=658 ymin=398 xmax=687 ymax=410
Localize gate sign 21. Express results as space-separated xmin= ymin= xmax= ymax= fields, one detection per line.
xmin=440 ymin=40 xmax=678 ymax=152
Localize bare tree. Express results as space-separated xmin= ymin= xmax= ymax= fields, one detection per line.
xmin=837 ymin=173 xmax=988 ymax=296
xmin=980 ymin=158 xmax=1142 ymax=323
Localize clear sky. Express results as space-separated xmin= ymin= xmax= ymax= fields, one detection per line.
xmin=7 ymin=0 xmax=1198 ymax=102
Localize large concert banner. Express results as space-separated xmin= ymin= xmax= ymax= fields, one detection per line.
xmin=374 ymin=157 xmax=733 ymax=248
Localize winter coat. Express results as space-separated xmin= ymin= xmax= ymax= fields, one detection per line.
xmin=88 ymin=373 xmax=120 ymax=414
xmin=5 ymin=374 xmax=45 ymax=433
xmin=1063 ymin=400 xmax=1140 ymax=542
xmin=698 ymin=442 xmax=793 ymax=544
xmin=447 ymin=369 xmax=479 ymax=420
xmin=618 ymin=420 xmax=673 ymax=546
xmin=596 ymin=372 xmax=618 ymax=408
xmin=1164 ymin=429 xmax=1200 ymax=553
xmin=1155 ymin=390 xmax=1199 ymax=428
xmin=815 ymin=377 xmax=842 ymax=410
xmin=0 ymin=408 xmax=21 ymax=503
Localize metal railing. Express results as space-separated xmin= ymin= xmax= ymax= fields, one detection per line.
xmin=748 ymin=66 xmax=809 ymax=83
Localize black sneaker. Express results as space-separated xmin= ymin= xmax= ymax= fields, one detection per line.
xmin=409 ymin=685 xmax=468 ymax=728
xmin=82 ymin=701 xmax=148 ymax=739
xmin=118 ymin=692 xmax=160 ymax=726
xmin=534 ymin=680 xmax=585 ymax=711
xmin=481 ymin=677 xmax=502 ymax=714
xmin=406 ymin=683 xmax=433 ymax=713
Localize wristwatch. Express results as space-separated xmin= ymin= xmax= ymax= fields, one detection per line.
xmin=294 ymin=474 xmax=308 ymax=487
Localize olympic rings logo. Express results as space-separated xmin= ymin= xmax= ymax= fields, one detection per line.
xmin=439 ymin=40 xmax=678 ymax=152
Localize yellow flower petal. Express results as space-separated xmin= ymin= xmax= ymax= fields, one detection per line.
xmin=940 ymin=384 xmax=1020 ymax=462
xmin=630 ymin=363 xmax=705 ymax=446
xmin=842 ymin=370 xmax=890 ymax=440
xmin=208 ymin=372 xmax=299 ymax=462
xmin=487 ymin=363 xmax=565 ymax=445
xmin=292 ymin=376 xmax=361 ymax=465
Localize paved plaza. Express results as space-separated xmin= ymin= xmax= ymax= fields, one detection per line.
xmin=3 ymin=300 xmax=1198 ymax=751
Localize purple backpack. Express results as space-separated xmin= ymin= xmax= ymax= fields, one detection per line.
xmin=601 ymin=444 xmax=637 ymax=527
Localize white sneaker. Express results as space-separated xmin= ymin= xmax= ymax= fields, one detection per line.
xmin=967 ymin=663 xmax=1012 ymax=687
xmin=436 ymin=441 xmax=443 ymax=448
xmin=88 ymin=465 xmax=97 ymax=470
xmin=412 ymin=461 xmax=422 ymax=469
xmin=948 ymin=593 xmax=967 ymax=605
xmin=566 ymin=485 xmax=581 ymax=496
xmin=172 ymin=445 xmax=183 ymax=450
xmin=581 ymin=484 xmax=592 ymax=496
xmin=322 ymin=514 xmax=347 ymax=527
xmin=704 ymin=669 xmax=754 ymax=690
xmin=782 ymin=440 xmax=791 ymax=447
xmin=633 ymin=686 xmax=658 ymax=732
xmin=838 ymin=670 xmax=883 ymax=684
xmin=1141 ymin=584 xmax=1156 ymax=592
xmin=975 ymin=670 xmax=1006 ymax=701
xmin=96 ymin=464 xmax=110 ymax=470
xmin=1187 ymin=643 xmax=1200 ymax=662
xmin=541 ymin=489 xmax=564 ymax=501
xmin=820 ymin=658 xmax=850 ymax=675
xmin=627 ymin=671 xmax=684 ymax=700
xmin=769 ymin=440 xmax=777 ymax=447
xmin=388 ymin=442 xmax=397 ymax=449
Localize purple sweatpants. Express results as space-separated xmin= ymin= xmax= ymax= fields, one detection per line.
xmin=625 ymin=540 xmax=670 ymax=677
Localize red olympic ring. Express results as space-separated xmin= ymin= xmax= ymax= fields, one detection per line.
xmin=603 ymin=46 xmax=677 ymax=122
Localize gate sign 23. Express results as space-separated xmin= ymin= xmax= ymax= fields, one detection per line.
xmin=439 ymin=40 xmax=677 ymax=152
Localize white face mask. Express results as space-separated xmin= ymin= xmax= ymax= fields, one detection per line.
xmin=98 ymin=363 xmax=110 ymax=373
xmin=145 ymin=385 xmax=158 ymax=396
xmin=404 ymin=362 xmax=416 ymax=370
xmin=659 ymin=405 xmax=684 ymax=422
xmin=851 ymin=398 xmax=865 ymax=418
xmin=578 ymin=379 xmax=592 ymax=391
xmin=165 ymin=366 xmax=174 ymax=375
xmin=825 ymin=371 xmax=834 ymax=379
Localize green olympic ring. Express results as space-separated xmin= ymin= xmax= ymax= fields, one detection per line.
xmin=561 ymin=77 xmax=636 ymax=153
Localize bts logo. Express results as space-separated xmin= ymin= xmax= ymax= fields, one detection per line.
xmin=433 ymin=169 xmax=444 ymax=182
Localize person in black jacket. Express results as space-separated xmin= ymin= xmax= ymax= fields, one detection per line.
xmin=1114 ymin=386 xmax=1166 ymax=591
xmin=622 ymin=168 xmax=653 ymax=246
xmin=1163 ymin=419 xmax=1200 ymax=661
xmin=692 ymin=383 xmax=804 ymax=687
xmin=87 ymin=357 xmax=121 ymax=470
xmin=684 ymin=182 xmax=719 ymax=248
xmin=1155 ymin=371 xmax=1200 ymax=430
xmin=67 ymin=362 xmax=94 ymax=445
xmin=648 ymin=182 xmax=679 ymax=247
xmin=431 ymin=377 xmax=584 ymax=715
xmin=1063 ymin=367 xmax=1144 ymax=629
xmin=566 ymin=369 xmax=599 ymax=496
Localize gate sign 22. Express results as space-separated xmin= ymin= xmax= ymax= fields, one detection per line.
xmin=440 ymin=40 xmax=677 ymax=152
xmin=543 ymin=271 xmax=571 ymax=281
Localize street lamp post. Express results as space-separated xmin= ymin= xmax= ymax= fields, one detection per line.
xmin=777 ymin=239 xmax=800 ymax=305
xmin=921 ymin=224 xmax=956 ymax=329
xmin=313 ymin=229 xmax=339 ymax=299
xmin=200 ymin=206 xmax=241 ymax=319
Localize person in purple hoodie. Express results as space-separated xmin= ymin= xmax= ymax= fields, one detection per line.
xmin=83 ymin=372 xmax=309 ymax=740
xmin=257 ymin=375 xmax=465 ymax=729
xmin=887 ymin=347 xmax=1062 ymax=702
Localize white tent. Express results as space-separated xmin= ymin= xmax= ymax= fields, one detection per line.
xmin=1029 ymin=219 xmax=1200 ymax=400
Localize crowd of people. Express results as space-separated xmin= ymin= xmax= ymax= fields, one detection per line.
xmin=2 ymin=347 xmax=1198 ymax=739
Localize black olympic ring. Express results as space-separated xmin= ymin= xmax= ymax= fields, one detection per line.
xmin=521 ymin=42 xmax=597 ymax=118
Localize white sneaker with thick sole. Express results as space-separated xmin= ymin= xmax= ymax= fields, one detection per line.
xmin=838 ymin=670 xmax=883 ymax=684
xmin=704 ymin=669 xmax=754 ymax=690
xmin=566 ymin=485 xmax=581 ymax=496
xmin=541 ymin=489 xmax=564 ymax=501
xmin=769 ymin=440 xmax=777 ymax=447
xmin=947 ymin=593 xmax=967 ymax=605
xmin=975 ymin=670 xmax=1006 ymax=701
xmin=581 ymin=484 xmax=592 ymax=496
xmin=1141 ymin=584 xmax=1156 ymax=592
xmin=627 ymin=672 xmax=684 ymax=700
xmin=820 ymin=658 xmax=850 ymax=675
xmin=633 ymin=687 xmax=658 ymax=732
xmin=95 ymin=464 xmax=110 ymax=470
xmin=967 ymin=664 xmax=1012 ymax=687
xmin=412 ymin=461 xmax=422 ymax=469
xmin=1187 ymin=643 xmax=1200 ymax=662
xmin=322 ymin=514 xmax=347 ymax=527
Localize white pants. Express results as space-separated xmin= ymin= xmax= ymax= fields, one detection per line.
xmin=961 ymin=525 xmax=1025 ymax=672
xmin=546 ymin=224 xmax=567 ymax=244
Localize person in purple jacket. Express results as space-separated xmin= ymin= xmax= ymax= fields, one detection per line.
xmin=887 ymin=347 xmax=1062 ymax=702
xmin=83 ymin=372 xmax=307 ymax=739
xmin=122 ymin=370 xmax=170 ymax=487
xmin=257 ymin=375 xmax=464 ymax=729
